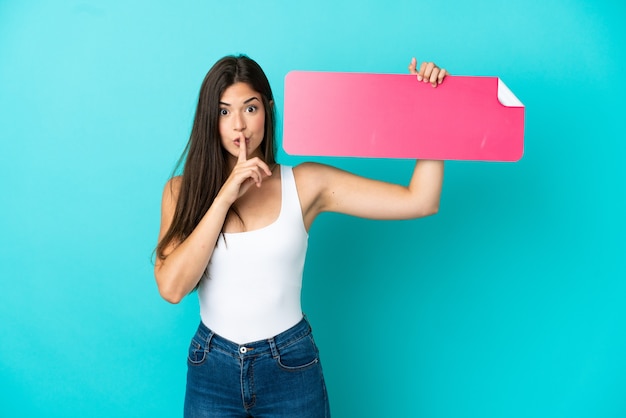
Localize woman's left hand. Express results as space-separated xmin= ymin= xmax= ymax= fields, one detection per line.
xmin=408 ymin=57 xmax=448 ymax=87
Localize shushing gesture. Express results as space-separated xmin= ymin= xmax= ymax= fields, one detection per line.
xmin=217 ymin=132 xmax=273 ymax=205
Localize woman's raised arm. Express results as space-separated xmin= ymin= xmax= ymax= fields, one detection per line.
xmin=295 ymin=158 xmax=443 ymax=228
xmin=294 ymin=58 xmax=446 ymax=229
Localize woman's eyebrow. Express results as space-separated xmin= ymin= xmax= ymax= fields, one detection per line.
xmin=219 ymin=96 xmax=260 ymax=106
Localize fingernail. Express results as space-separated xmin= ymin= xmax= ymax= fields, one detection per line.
xmin=417 ymin=75 xmax=422 ymax=81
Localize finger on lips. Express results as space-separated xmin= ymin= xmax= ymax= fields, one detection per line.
xmin=238 ymin=133 xmax=247 ymax=162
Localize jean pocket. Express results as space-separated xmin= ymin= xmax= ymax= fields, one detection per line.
xmin=187 ymin=337 xmax=208 ymax=366
xmin=276 ymin=335 xmax=320 ymax=372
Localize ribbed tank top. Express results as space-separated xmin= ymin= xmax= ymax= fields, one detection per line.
xmin=197 ymin=166 xmax=308 ymax=344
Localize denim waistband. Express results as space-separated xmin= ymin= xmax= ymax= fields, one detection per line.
xmin=195 ymin=316 xmax=312 ymax=358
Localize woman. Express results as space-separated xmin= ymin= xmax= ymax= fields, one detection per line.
xmin=155 ymin=54 xmax=447 ymax=417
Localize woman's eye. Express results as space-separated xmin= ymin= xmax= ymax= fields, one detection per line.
xmin=246 ymin=105 xmax=257 ymax=113
xmin=219 ymin=108 xmax=229 ymax=116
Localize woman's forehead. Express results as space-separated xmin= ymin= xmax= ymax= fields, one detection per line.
xmin=220 ymin=82 xmax=261 ymax=103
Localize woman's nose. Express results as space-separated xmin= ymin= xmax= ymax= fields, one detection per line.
xmin=233 ymin=112 xmax=246 ymax=131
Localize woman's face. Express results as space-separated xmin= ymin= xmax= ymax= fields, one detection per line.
xmin=219 ymin=82 xmax=266 ymax=162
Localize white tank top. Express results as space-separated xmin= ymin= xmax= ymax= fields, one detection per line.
xmin=197 ymin=166 xmax=308 ymax=344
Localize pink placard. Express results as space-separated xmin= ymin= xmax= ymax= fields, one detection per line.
xmin=283 ymin=71 xmax=524 ymax=162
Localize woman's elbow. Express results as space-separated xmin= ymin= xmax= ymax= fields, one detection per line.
xmin=155 ymin=271 xmax=185 ymax=304
xmin=158 ymin=285 xmax=184 ymax=304
xmin=413 ymin=202 xmax=440 ymax=218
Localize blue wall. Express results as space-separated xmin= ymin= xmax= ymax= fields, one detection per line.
xmin=1 ymin=1 xmax=624 ymax=417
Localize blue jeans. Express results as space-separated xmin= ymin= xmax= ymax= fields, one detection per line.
xmin=184 ymin=317 xmax=330 ymax=418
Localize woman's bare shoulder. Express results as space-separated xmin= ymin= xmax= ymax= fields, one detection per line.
xmin=292 ymin=162 xmax=331 ymax=188
xmin=293 ymin=161 xmax=352 ymax=184
xmin=161 ymin=175 xmax=183 ymax=207
xmin=293 ymin=161 xmax=335 ymax=177
xmin=166 ymin=175 xmax=182 ymax=185
xmin=291 ymin=162 xmax=331 ymax=216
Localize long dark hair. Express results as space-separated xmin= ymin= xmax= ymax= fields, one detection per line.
xmin=156 ymin=54 xmax=276 ymax=261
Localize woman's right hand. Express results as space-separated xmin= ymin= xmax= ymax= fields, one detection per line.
xmin=155 ymin=133 xmax=272 ymax=304
xmin=217 ymin=133 xmax=273 ymax=205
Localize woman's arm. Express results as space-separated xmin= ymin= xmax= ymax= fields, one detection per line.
xmin=153 ymin=177 xmax=230 ymax=304
xmin=154 ymin=136 xmax=272 ymax=303
xmin=296 ymin=159 xmax=443 ymax=228
xmin=295 ymin=59 xmax=446 ymax=229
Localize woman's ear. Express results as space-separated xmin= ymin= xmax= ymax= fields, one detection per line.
xmin=269 ymin=100 xmax=274 ymax=108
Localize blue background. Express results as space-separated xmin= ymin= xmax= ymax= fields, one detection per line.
xmin=1 ymin=1 xmax=625 ymax=417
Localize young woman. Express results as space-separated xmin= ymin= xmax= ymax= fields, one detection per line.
xmin=155 ymin=55 xmax=447 ymax=418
